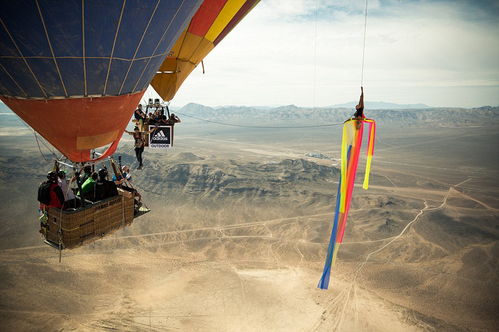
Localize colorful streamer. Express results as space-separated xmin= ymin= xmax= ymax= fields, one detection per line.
xmin=318 ymin=118 xmax=376 ymax=290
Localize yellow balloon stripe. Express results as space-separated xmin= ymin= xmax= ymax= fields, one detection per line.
xmin=205 ymin=0 xmax=246 ymax=42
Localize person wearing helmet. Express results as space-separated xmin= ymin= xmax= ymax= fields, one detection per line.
xmin=95 ymin=168 xmax=118 ymax=200
xmin=80 ymin=165 xmax=92 ymax=183
xmin=134 ymin=104 xmax=147 ymax=130
xmin=42 ymin=171 xmax=65 ymax=208
xmin=134 ymin=104 xmax=146 ymax=120
xmin=37 ymin=171 xmax=64 ymax=237
xmin=167 ymin=113 xmax=181 ymax=125
xmin=112 ymin=165 xmax=132 ymax=186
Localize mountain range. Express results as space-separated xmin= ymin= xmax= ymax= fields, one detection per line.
xmin=2 ymin=100 xmax=498 ymax=128
xmin=175 ymin=103 xmax=499 ymax=128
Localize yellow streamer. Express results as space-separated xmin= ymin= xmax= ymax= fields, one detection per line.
xmin=362 ymin=121 xmax=375 ymax=189
xmin=331 ymin=243 xmax=341 ymax=267
xmin=339 ymin=124 xmax=348 ymax=212
xmin=362 ymin=154 xmax=372 ymax=189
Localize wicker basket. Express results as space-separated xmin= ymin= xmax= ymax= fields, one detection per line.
xmin=43 ymin=188 xmax=134 ymax=249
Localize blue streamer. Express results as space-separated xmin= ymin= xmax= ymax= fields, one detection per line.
xmin=317 ymin=176 xmax=342 ymax=289
xmin=318 ymin=145 xmax=352 ymax=289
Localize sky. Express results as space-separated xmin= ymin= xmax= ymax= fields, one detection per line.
xmin=153 ymin=0 xmax=499 ymax=108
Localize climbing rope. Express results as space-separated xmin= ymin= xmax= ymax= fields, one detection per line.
xmin=312 ymin=0 xmax=319 ymax=108
xmin=360 ymin=0 xmax=369 ymax=86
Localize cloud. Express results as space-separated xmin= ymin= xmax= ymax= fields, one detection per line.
xmin=160 ymin=0 xmax=499 ymax=108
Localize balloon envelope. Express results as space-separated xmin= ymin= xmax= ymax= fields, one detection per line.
xmin=0 ymin=0 xmax=203 ymax=161
xmin=151 ymin=0 xmax=260 ymax=101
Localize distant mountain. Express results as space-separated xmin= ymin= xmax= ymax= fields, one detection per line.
xmin=2 ymin=101 xmax=498 ymax=132
xmin=178 ymin=102 xmax=215 ymax=114
xmin=214 ymin=105 xmax=274 ymax=110
xmin=177 ymin=103 xmax=499 ymax=128
xmin=330 ymin=101 xmax=431 ymax=109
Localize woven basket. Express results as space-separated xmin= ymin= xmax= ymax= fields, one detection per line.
xmin=44 ymin=188 xmax=134 ymax=249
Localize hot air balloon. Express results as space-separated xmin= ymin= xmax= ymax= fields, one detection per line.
xmin=0 ymin=0 xmax=204 ymax=162
xmin=151 ymin=0 xmax=260 ymax=101
xmin=0 ymin=1 xmax=261 ymax=251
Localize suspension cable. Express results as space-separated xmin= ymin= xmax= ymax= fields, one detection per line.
xmin=33 ymin=132 xmax=51 ymax=161
xmin=175 ymin=112 xmax=343 ymax=129
xmin=19 ymin=118 xmax=59 ymax=161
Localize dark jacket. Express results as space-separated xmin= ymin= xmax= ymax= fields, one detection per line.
xmin=95 ymin=180 xmax=118 ymax=200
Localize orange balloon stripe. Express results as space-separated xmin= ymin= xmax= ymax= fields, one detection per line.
xmin=0 ymin=91 xmax=144 ymax=162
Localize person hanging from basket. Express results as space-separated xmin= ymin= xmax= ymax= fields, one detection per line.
xmin=124 ymin=125 xmax=158 ymax=169
xmin=353 ymin=87 xmax=365 ymax=129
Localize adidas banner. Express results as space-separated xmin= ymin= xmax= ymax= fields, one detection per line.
xmin=149 ymin=125 xmax=173 ymax=149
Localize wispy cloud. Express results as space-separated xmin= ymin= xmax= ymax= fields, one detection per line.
xmin=162 ymin=0 xmax=499 ymax=108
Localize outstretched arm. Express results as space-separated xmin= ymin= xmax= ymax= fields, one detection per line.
xmin=357 ymin=86 xmax=364 ymax=110
xmin=124 ymin=130 xmax=133 ymax=135
xmin=147 ymin=125 xmax=159 ymax=134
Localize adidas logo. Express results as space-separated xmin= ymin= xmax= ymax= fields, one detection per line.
xmin=153 ymin=130 xmax=169 ymax=141
xmin=154 ymin=130 xmax=166 ymax=137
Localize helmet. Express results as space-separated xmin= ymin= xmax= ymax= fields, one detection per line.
xmin=47 ymin=171 xmax=57 ymax=181
xmin=98 ymin=168 xmax=108 ymax=179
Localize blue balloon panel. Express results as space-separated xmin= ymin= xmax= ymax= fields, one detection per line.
xmin=0 ymin=0 xmax=203 ymax=98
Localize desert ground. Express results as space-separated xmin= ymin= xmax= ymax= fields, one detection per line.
xmin=0 ymin=106 xmax=498 ymax=331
